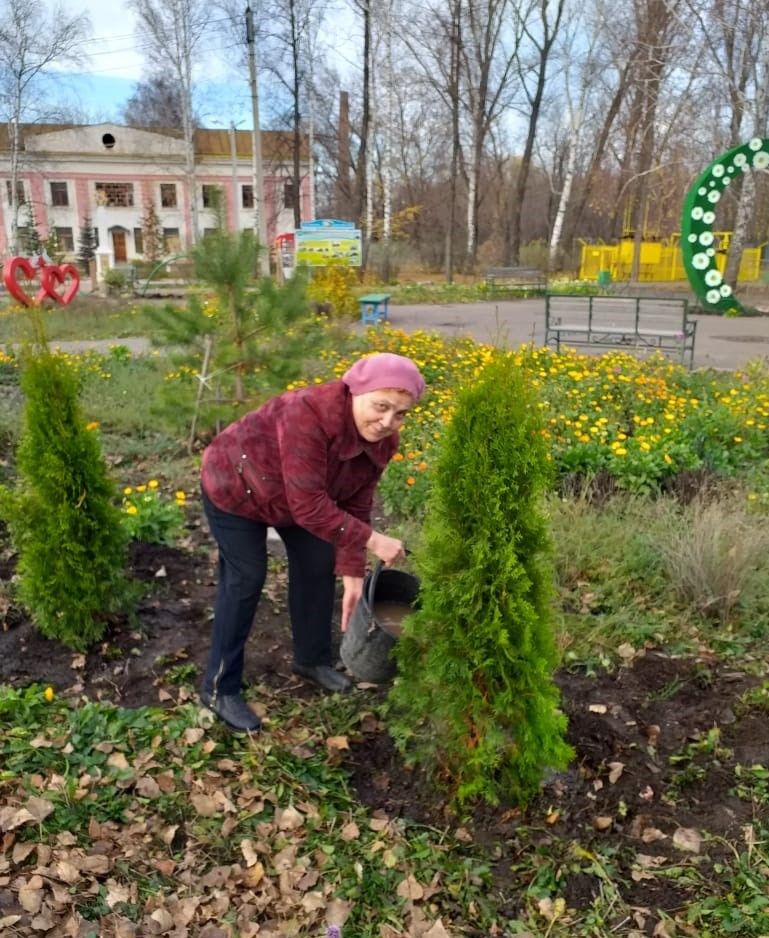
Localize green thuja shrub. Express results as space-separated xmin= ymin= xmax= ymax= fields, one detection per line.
xmin=0 ymin=332 xmax=129 ymax=650
xmin=388 ymin=355 xmax=573 ymax=806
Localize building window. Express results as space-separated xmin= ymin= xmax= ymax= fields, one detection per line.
xmin=134 ymin=228 xmax=144 ymax=254
xmin=5 ymin=180 xmax=25 ymax=205
xmin=241 ymin=185 xmax=254 ymax=209
xmin=50 ymin=182 xmax=69 ymax=206
xmin=160 ymin=183 xmax=177 ymax=208
xmin=163 ymin=227 xmax=181 ymax=252
xmin=54 ymin=227 xmax=75 ymax=252
xmin=284 ymin=180 xmax=295 ymax=210
xmin=203 ymin=228 xmax=219 ymax=239
xmin=202 ymin=184 xmax=221 ymax=208
xmin=95 ymin=182 xmax=134 ymax=207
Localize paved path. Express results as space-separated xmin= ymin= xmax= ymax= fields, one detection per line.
xmin=369 ymin=299 xmax=769 ymax=371
xmin=43 ymin=299 xmax=769 ymax=371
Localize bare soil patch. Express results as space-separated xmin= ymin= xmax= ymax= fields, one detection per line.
xmin=0 ymin=505 xmax=767 ymax=931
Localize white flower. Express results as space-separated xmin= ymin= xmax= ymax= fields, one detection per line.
xmin=707 ymin=248 xmax=716 ymax=256
xmin=711 ymin=163 xmax=725 ymax=177
xmin=707 ymin=189 xmax=721 ymax=203
xmin=749 ymin=137 xmax=763 ymax=150
xmin=727 ymin=165 xmax=735 ymax=173
xmin=720 ymin=283 xmax=733 ymax=296
xmin=692 ymin=253 xmax=709 ymax=269
xmin=753 ymin=151 xmax=769 ymax=169
xmin=699 ymin=231 xmax=714 ymax=246
xmin=703 ymin=211 xmax=716 ymax=224
xmin=691 ymin=206 xmax=704 ymax=220
xmin=698 ymin=186 xmax=707 ymax=196
xmin=706 ymin=289 xmax=721 ymax=304
xmin=722 ymin=176 xmax=731 ymax=185
xmin=705 ymin=269 xmax=722 ymax=286
xmin=688 ymin=233 xmax=698 ymax=243
xmin=733 ymin=152 xmax=748 ymax=167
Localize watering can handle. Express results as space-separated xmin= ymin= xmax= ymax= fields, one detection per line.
xmin=365 ymin=548 xmax=410 ymax=609
xmin=365 ymin=559 xmax=384 ymax=610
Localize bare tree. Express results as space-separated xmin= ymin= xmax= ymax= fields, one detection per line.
xmin=122 ymin=73 xmax=190 ymax=128
xmin=506 ymin=0 xmax=566 ymax=265
xmin=0 ymin=0 xmax=91 ymax=252
xmin=129 ymin=0 xmax=210 ymax=243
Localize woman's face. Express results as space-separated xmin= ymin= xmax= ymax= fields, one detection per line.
xmin=351 ymin=388 xmax=415 ymax=442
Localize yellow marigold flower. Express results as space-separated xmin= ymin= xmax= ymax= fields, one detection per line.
xmin=85 ymin=421 xmax=100 ymax=431
xmin=148 ymin=479 xmax=159 ymax=489
xmin=615 ymin=447 xmax=627 ymax=456
xmin=175 ymin=490 xmax=187 ymax=501
xmin=734 ymin=436 xmax=743 ymax=443
xmin=747 ymin=492 xmax=758 ymax=501
xmin=136 ymin=484 xmax=147 ymax=493
xmin=123 ymin=486 xmax=133 ymax=496
xmin=406 ymin=476 xmax=416 ymax=486
xmin=640 ymin=441 xmax=650 ymax=451
xmin=126 ymin=505 xmax=138 ymax=515
xmin=43 ymin=686 xmax=55 ymax=702
xmin=664 ymin=453 xmax=673 ymax=464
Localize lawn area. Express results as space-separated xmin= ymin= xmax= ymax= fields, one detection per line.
xmin=1 ymin=298 xmax=769 ymax=937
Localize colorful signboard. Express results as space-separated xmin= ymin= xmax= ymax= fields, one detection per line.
xmin=295 ymin=219 xmax=362 ymax=268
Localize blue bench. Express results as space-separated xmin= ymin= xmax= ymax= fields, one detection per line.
xmin=359 ymin=292 xmax=391 ymax=324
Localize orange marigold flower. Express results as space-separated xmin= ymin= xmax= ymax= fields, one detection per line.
xmin=392 ymin=452 xmax=405 ymax=461
xmin=406 ymin=476 xmax=416 ymax=486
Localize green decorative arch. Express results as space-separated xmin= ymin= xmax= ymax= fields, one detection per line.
xmin=681 ymin=137 xmax=769 ymax=314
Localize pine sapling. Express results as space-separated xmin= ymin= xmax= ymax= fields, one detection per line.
xmin=388 ymin=355 xmax=573 ymax=806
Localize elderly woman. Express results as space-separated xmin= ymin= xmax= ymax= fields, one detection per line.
xmin=199 ymin=352 xmax=426 ymax=732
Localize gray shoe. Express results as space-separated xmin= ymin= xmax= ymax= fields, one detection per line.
xmin=292 ymin=663 xmax=353 ymax=693
xmin=200 ymin=690 xmax=262 ymax=732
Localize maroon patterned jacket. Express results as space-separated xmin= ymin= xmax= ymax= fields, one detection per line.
xmin=200 ymin=379 xmax=398 ymax=577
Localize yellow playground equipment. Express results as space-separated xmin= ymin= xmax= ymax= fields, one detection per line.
xmin=579 ymin=233 xmax=763 ymax=283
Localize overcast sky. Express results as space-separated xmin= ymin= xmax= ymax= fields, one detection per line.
xmin=48 ymin=0 xmax=359 ymax=127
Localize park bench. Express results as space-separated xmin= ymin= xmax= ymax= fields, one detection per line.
xmin=359 ymin=292 xmax=391 ymax=324
xmin=545 ymin=294 xmax=697 ymax=368
xmin=485 ymin=266 xmax=547 ymax=293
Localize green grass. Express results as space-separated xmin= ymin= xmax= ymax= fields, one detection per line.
xmin=0 ymin=296 xmax=169 ymax=342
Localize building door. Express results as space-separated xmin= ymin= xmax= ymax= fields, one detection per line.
xmin=112 ymin=229 xmax=127 ymax=262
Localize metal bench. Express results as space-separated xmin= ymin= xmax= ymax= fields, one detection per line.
xmin=545 ymin=294 xmax=697 ymax=368
xmin=485 ymin=267 xmax=547 ymax=293
xmin=359 ymin=292 xmax=391 ymax=324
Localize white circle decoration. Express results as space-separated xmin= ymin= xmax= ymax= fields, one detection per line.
xmin=682 ymin=138 xmax=769 ymax=314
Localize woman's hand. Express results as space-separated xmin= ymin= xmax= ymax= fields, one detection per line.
xmin=341 ymin=576 xmax=364 ymax=632
xmin=366 ymin=530 xmax=405 ymax=566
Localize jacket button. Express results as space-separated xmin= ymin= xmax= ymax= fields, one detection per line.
xmin=246 ymin=489 xmax=252 ymax=494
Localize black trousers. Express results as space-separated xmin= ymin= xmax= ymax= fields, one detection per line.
xmin=201 ymin=490 xmax=336 ymax=697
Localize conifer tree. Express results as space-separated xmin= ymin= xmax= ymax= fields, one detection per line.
xmin=388 ymin=355 xmax=573 ymax=806
xmin=149 ymin=228 xmax=318 ymax=446
xmin=0 ymin=318 xmax=129 ymax=650
xmin=77 ymin=214 xmax=98 ymax=271
xmin=140 ymin=201 xmax=164 ymax=263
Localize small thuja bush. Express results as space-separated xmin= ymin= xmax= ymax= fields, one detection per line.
xmin=0 ymin=341 xmax=129 ymax=650
xmin=388 ymin=355 xmax=573 ymax=806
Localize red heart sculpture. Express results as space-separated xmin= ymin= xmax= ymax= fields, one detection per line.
xmin=3 ymin=256 xmax=38 ymax=306
xmin=39 ymin=263 xmax=80 ymax=305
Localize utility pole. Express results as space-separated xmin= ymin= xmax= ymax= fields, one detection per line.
xmin=229 ymin=123 xmax=239 ymax=233
xmin=245 ymin=4 xmax=269 ymax=274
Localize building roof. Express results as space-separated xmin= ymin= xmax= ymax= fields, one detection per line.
xmin=0 ymin=123 xmax=308 ymax=161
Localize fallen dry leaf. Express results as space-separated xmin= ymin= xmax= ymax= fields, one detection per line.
xmin=592 ymin=816 xmax=613 ymax=831
xmin=607 ymin=762 xmax=624 ymax=784
xmin=673 ymin=827 xmax=701 ymax=853
xmin=326 ymin=735 xmax=350 ymax=751
xmin=423 ymin=920 xmax=452 ymax=938
xmin=276 ymin=805 xmax=304 ymax=831
xmin=396 ymin=874 xmax=424 ymax=901
xmin=340 ymin=821 xmax=360 ymax=841
xmin=588 ymin=703 xmax=607 ymax=714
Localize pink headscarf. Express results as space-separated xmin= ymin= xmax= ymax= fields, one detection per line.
xmin=342 ymin=353 xmax=426 ymax=401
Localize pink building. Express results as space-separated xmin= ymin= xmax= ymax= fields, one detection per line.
xmin=0 ymin=122 xmax=311 ymax=262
